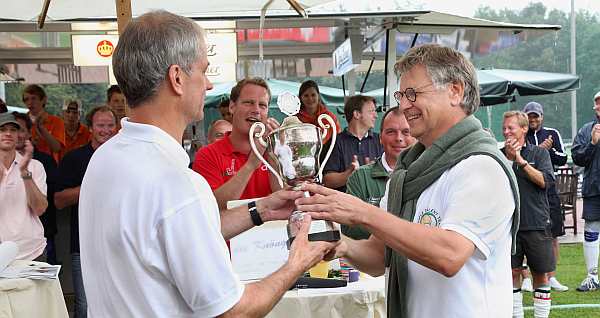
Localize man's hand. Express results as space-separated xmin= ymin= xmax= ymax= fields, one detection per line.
xmin=248 ymin=118 xmax=281 ymax=168
xmin=540 ymin=135 xmax=553 ymax=149
xmin=323 ymin=238 xmax=348 ymax=261
xmin=504 ymin=138 xmax=524 ymax=163
xmin=19 ymin=140 xmax=34 ymax=173
xmin=256 ymin=189 xmax=304 ymax=222
xmin=345 ymin=155 xmax=360 ymax=174
xmin=35 ymin=111 xmax=48 ymax=128
xmin=592 ymin=124 xmax=600 ymax=145
xmin=287 ymin=215 xmax=339 ymax=272
xmin=295 ymin=183 xmax=371 ymax=226
xmin=265 ymin=117 xmax=280 ymax=134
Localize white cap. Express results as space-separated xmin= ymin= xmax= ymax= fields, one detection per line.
xmin=594 ymin=91 xmax=600 ymax=101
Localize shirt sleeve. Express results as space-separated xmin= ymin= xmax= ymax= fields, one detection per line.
xmin=548 ymin=129 xmax=567 ymax=166
xmin=56 ymin=152 xmax=81 ymax=191
xmin=157 ymin=200 xmax=244 ymax=317
xmin=572 ymin=124 xmax=597 ymax=168
xmin=192 ymin=146 xmax=225 ymax=191
xmin=534 ymin=147 xmax=555 ymax=190
xmin=323 ymin=141 xmax=344 ymax=174
xmin=346 ymin=169 xmax=366 ymax=201
xmin=440 ymin=156 xmax=515 ymax=260
xmin=49 ymin=116 xmax=66 ymax=147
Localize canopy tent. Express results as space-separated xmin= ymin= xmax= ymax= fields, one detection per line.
xmin=477 ymin=69 xmax=580 ymax=106
xmin=205 ymin=79 xmax=346 ymax=109
xmin=1 ymin=0 xmax=326 ymax=21
xmin=364 ymin=69 xmax=580 ymax=107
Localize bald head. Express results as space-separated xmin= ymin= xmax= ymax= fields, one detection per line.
xmin=208 ymin=119 xmax=232 ymax=144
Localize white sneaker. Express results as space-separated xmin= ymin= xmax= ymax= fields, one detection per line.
xmin=549 ymin=276 xmax=569 ymax=291
xmin=521 ymin=277 xmax=533 ymax=292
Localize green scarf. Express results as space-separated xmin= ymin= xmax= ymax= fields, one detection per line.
xmin=385 ymin=115 xmax=520 ymax=318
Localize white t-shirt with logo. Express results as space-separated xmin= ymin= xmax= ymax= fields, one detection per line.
xmin=380 ymin=155 xmax=514 ymax=318
xmin=79 ymin=119 xmax=244 ymax=317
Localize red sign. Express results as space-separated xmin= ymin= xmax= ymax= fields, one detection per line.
xmin=96 ymin=40 xmax=114 ymax=57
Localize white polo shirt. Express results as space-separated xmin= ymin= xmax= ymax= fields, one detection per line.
xmin=79 ymin=118 xmax=243 ymax=317
xmin=381 ymin=155 xmax=514 ymax=318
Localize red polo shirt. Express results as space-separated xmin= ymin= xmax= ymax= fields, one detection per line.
xmin=192 ymin=134 xmax=272 ymax=199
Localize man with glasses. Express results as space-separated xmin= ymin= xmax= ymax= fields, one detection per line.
xmin=323 ymin=95 xmax=383 ymax=192
xmin=296 ymin=44 xmax=519 ymax=318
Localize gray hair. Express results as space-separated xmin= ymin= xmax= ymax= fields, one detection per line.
xmin=112 ymin=10 xmax=206 ymax=107
xmin=394 ymin=44 xmax=480 ymax=115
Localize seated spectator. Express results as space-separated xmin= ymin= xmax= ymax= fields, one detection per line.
xmin=13 ymin=112 xmax=59 ymax=264
xmin=0 ymin=112 xmax=48 ymax=261
xmin=22 ymin=84 xmax=65 ymax=161
xmin=501 ymin=111 xmax=555 ymax=318
xmin=207 ymin=119 xmax=232 ymax=144
xmin=323 ymin=95 xmax=383 ymax=191
xmin=218 ymin=97 xmax=233 ymax=123
xmin=296 ymin=80 xmax=341 ymax=145
xmin=193 ymin=78 xmax=280 ymax=209
xmin=60 ymin=100 xmax=91 ymax=160
xmin=107 ymin=85 xmax=127 ymax=128
xmin=344 ymin=107 xmax=415 ymax=239
xmin=55 ymin=106 xmax=117 ymax=318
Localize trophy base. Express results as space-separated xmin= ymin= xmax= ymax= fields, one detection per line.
xmin=286 ymin=230 xmax=341 ymax=249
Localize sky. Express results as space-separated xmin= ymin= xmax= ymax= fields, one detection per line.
xmin=417 ymin=0 xmax=600 ymax=17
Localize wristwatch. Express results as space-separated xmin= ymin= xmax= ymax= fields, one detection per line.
xmin=21 ymin=170 xmax=32 ymax=179
xmin=248 ymin=201 xmax=264 ymax=226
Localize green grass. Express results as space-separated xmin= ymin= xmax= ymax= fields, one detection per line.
xmin=523 ymin=244 xmax=600 ymax=318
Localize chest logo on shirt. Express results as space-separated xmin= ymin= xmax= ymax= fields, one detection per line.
xmin=417 ymin=208 xmax=441 ymax=227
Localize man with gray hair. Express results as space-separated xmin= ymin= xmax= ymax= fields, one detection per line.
xmin=296 ymin=44 xmax=519 ymax=318
xmin=79 ymin=11 xmax=335 ymax=317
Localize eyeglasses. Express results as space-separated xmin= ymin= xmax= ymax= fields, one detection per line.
xmin=394 ymin=83 xmax=434 ymax=104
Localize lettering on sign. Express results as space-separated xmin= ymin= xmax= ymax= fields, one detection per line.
xmin=206 ymin=65 xmax=222 ymax=77
xmin=207 ymin=44 xmax=217 ymax=57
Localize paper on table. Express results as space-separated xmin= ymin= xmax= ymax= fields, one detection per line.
xmin=0 ymin=241 xmax=18 ymax=272
xmin=0 ymin=262 xmax=61 ymax=280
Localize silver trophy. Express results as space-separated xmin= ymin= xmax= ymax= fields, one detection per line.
xmin=250 ymin=92 xmax=340 ymax=247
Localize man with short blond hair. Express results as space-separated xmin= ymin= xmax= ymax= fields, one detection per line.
xmin=502 ymin=110 xmax=555 ymax=318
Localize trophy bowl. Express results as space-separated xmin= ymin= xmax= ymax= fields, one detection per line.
xmin=250 ymin=114 xmax=340 ymax=247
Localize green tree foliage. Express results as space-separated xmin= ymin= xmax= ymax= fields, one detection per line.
xmin=5 ymin=82 xmax=107 ymax=117
xmin=473 ymin=2 xmax=600 ymax=140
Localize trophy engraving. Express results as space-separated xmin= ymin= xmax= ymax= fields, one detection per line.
xmin=249 ymin=92 xmax=340 ymax=247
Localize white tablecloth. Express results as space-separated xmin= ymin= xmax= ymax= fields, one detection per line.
xmin=267 ymin=276 xmax=386 ymax=318
xmin=0 ymin=260 xmax=68 ymax=318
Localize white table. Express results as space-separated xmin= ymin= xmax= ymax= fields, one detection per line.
xmin=0 ymin=260 xmax=68 ymax=318
xmin=267 ymin=276 xmax=386 ymax=318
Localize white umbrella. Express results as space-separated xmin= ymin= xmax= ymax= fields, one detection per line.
xmin=2 ymin=0 xmax=325 ymax=21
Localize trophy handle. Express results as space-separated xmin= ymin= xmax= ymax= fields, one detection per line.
xmin=316 ymin=114 xmax=337 ymax=183
xmin=249 ymin=122 xmax=284 ymax=188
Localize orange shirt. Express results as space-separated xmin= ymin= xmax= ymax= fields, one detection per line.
xmin=31 ymin=113 xmax=66 ymax=162
xmin=60 ymin=123 xmax=91 ymax=160
xmin=295 ymin=103 xmax=342 ymax=145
